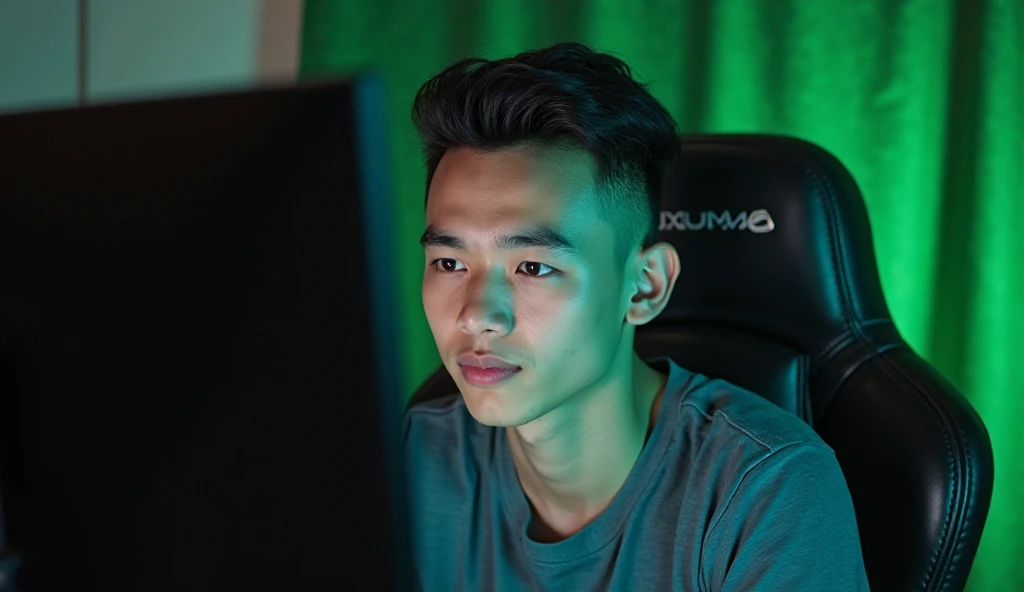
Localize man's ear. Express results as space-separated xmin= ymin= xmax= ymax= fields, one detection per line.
xmin=625 ymin=242 xmax=681 ymax=326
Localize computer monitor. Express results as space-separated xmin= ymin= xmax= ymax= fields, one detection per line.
xmin=0 ymin=78 xmax=411 ymax=591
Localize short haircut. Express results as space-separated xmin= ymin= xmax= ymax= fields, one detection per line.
xmin=411 ymin=42 xmax=681 ymax=255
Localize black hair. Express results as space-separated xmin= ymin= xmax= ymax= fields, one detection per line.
xmin=411 ymin=42 xmax=681 ymax=253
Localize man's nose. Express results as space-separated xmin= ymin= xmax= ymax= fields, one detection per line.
xmin=458 ymin=272 xmax=513 ymax=337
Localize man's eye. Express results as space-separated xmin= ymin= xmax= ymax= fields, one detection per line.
xmin=517 ymin=261 xmax=555 ymax=277
xmin=431 ymin=258 xmax=465 ymax=272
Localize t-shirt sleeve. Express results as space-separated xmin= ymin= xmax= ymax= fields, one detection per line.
xmin=700 ymin=441 xmax=870 ymax=591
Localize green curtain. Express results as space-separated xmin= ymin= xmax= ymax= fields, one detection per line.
xmin=299 ymin=0 xmax=1022 ymax=588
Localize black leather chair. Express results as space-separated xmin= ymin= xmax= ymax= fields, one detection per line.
xmin=408 ymin=134 xmax=995 ymax=591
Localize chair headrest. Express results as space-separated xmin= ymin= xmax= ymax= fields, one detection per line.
xmin=654 ymin=135 xmax=895 ymax=352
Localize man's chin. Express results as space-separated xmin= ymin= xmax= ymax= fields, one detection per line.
xmin=459 ymin=387 xmax=536 ymax=428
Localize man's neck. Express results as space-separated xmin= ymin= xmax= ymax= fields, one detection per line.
xmin=505 ymin=353 xmax=667 ymax=542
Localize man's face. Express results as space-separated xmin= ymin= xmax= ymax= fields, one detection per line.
xmin=421 ymin=145 xmax=635 ymax=427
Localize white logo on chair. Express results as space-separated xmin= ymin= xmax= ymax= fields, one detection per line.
xmin=659 ymin=209 xmax=775 ymax=234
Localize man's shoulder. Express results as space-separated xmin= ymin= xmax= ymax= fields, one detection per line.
xmin=404 ymin=393 xmax=478 ymax=442
xmin=405 ymin=393 xmax=468 ymax=427
xmin=669 ymin=375 xmax=868 ymax=589
xmin=403 ymin=394 xmax=496 ymax=463
xmin=403 ymin=394 xmax=498 ymax=506
xmin=676 ymin=372 xmax=826 ymax=455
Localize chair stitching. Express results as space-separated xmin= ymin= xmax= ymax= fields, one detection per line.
xmin=801 ymin=146 xmax=963 ymax=591
xmin=869 ymin=352 xmax=975 ymax=592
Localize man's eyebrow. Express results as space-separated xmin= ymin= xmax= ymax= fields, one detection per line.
xmin=419 ymin=225 xmax=578 ymax=254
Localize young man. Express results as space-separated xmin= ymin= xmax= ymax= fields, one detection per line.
xmin=403 ymin=42 xmax=869 ymax=591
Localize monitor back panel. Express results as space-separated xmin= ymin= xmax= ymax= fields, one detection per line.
xmin=0 ymin=80 xmax=408 ymax=591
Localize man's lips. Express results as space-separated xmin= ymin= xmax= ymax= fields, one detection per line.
xmin=459 ymin=365 xmax=521 ymax=386
xmin=456 ymin=353 xmax=522 ymax=387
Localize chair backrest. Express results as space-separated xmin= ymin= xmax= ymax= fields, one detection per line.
xmin=408 ymin=134 xmax=995 ymax=591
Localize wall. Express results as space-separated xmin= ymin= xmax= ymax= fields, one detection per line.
xmin=0 ymin=1 xmax=80 ymax=112
xmin=0 ymin=0 xmax=304 ymax=114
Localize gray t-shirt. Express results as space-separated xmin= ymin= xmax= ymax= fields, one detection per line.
xmin=403 ymin=358 xmax=869 ymax=591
